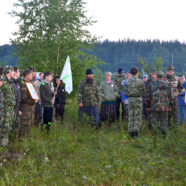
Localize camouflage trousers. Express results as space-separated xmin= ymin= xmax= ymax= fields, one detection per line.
xmin=9 ymin=114 xmax=20 ymax=141
xmin=124 ymin=104 xmax=129 ymax=119
xmin=0 ymin=106 xmax=14 ymax=147
xmin=168 ymin=98 xmax=178 ymax=125
xmin=128 ymin=97 xmax=143 ymax=133
xmin=19 ymin=106 xmax=35 ymax=140
xmin=151 ymin=111 xmax=168 ymax=133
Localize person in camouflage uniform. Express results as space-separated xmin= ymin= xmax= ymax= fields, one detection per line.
xmin=145 ymin=70 xmax=158 ymax=129
xmin=0 ymin=73 xmax=4 ymax=147
xmin=78 ymin=69 xmax=101 ymax=128
xmin=164 ymin=66 xmax=182 ymax=125
xmin=10 ymin=67 xmax=21 ymax=140
xmin=122 ymin=72 xmax=132 ymax=120
xmin=19 ymin=70 xmax=38 ymax=140
xmin=148 ymin=71 xmax=173 ymax=137
xmin=114 ymin=68 xmax=126 ymax=121
xmin=124 ymin=67 xmax=146 ymax=138
xmin=0 ymin=66 xmax=15 ymax=147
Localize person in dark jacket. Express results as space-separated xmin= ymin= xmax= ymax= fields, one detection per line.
xmin=178 ymin=75 xmax=186 ymax=124
xmin=54 ymin=76 xmax=66 ymax=123
xmin=39 ymin=72 xmax=56 ymax=132
xmin=10 ymin=67 xmax=21 ymax=140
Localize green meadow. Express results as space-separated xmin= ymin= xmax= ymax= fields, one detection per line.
xmin=0 ymin=101 xmax=185 ymax=185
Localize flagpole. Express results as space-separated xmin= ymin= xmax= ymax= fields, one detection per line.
xmin=52 ymin=83 xmax=60 ymax=104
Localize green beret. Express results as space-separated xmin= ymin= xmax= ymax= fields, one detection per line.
xmin=157 ymin=71 xmax=164 ymax=78
xmin=167 ymin=65 xmax=175 ymax=71
xmin=4 ymin=66 xmax=14 ymax=75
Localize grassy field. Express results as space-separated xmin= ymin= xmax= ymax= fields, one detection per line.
xmin=0 ymin=101 xmax=186 ymax=185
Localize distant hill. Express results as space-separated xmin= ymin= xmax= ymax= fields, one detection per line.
xmin=0 ymin=44 xmax=18 ymax=66
xmin=92 ymin=39 xmax=186 ymax=75
xmin=1 ymin=40 xmax=186 ymax=75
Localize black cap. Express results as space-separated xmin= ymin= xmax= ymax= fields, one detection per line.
xmin=167 ymin=66 xmax=175 ymax=71
xmin=86 ymin=69 xmax=93 ymax=75
xmin=118 ymin=68 xmax=124 ymax=74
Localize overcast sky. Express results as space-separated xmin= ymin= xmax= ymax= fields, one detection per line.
xmin=1 ymin=0 xmax=186 ymax=45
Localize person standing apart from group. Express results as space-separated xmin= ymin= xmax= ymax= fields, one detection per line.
xmin=100 ymin=72 xmax=118 ymax=125
xmin=124 ymin=67 xmax=146 ymax=138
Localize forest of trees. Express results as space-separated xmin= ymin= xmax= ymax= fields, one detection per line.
xmin=1 ymin=39 xmax=186 ymax=76
xmin=92 ymin=39 xmax=186 ymax=76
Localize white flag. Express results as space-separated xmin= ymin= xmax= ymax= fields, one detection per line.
xmin=60 ymin=56 xmax=73 ymax=94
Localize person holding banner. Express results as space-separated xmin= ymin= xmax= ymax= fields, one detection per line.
xmin=19 ymin=70 xmax=39 ymax=140
xmin=40 ymin=72 xmax=56 ymax=133
xmin=54 ymin=76 xmax=66 ymax=123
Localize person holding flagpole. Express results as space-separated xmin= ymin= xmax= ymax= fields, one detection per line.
xmin=54 ymin=76 xmax=66 ymax=123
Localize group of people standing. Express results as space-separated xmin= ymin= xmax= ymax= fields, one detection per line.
xmin=78 ymin=66 xmax=186 ymax=138
xmin=0 ymin=66 xmax=66 ymax=147
xmin=0 ymin=64 xmax=185 ymax=148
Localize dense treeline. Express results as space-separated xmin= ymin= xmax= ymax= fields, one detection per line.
xmin=92 ymin=39 xmax=186 ymax=75
xmin=0 ymin=45 xmax=18 ymax=66
xmin=1 ymin=39 xmax=186 ymax=75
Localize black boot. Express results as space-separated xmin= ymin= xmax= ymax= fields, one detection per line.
xmin=129 ymin=132 xmax=134 ymax=138
xmin=133 ymin=131 xmax=138 ymax=138
xmin=162 ymin=131 xmax=166 ymax=139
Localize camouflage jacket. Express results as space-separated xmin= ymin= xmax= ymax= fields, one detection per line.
xmin=1 ymin=76 xmax=15 ymax=107
xmin=78 ymin=78 xmax=100 ymax=106
xmin=124 ymin=76 xmax=146 ymax=97
xmin=114 ymin=74 xmax=126 ymax=95
xmin=20 ymin=80 xmax=35 ymax=110
xmin=148 ymin=80 xmax=173 ymax=112
xmin=100 ymin=81 xmax=118 ymax=102
xmin=164 ymin=75 xmax=182 ymax=98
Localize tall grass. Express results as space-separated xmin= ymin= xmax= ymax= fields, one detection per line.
xmin=0 ymin=100 xmax=185 ymax=185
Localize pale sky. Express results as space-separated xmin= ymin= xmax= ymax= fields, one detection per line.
xmin=1 ymin=0 xmax=186 ymax=45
